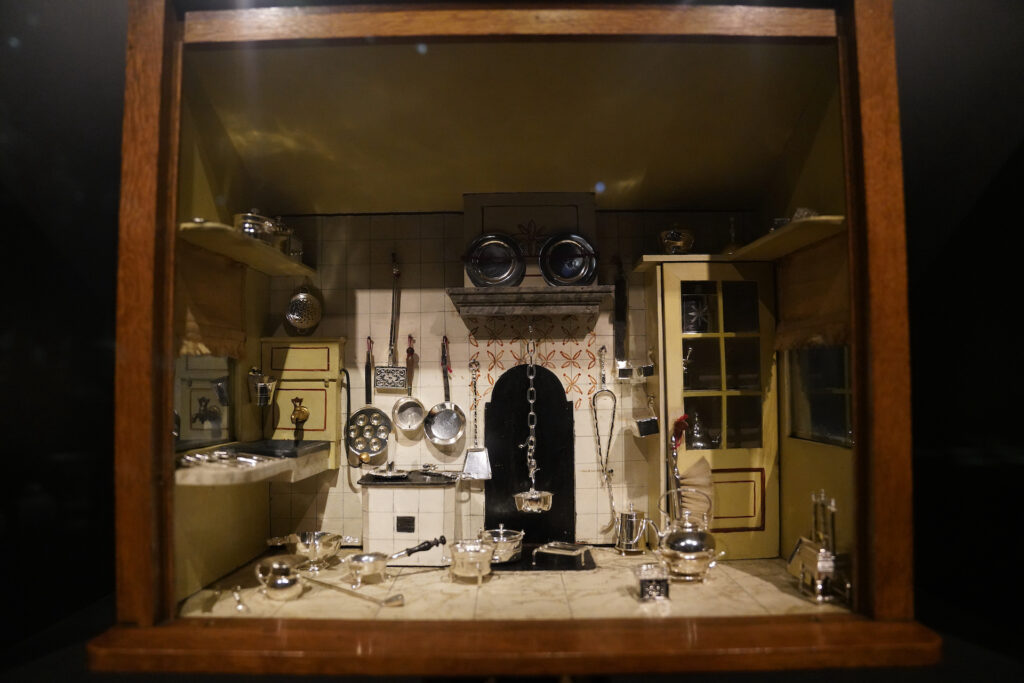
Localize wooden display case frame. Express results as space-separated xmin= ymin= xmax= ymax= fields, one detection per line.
xmin=91 ymin=1 xmax=937 ymax=674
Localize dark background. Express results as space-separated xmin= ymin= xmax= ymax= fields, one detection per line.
xmin=1 ymin=0 xmax=1022 ymax=680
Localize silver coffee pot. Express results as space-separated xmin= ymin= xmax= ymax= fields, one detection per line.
xmin=614 ymin=503 xmax=649 ymax=555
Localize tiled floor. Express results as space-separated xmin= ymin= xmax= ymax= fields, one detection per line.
xmin=179 ymin=548 xmax=848 ymax=621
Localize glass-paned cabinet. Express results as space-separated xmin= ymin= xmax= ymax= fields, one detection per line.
xmin=660 ymin=262 xmax=777 ymax=559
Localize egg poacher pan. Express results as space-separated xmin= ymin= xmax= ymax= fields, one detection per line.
xmin=347 ymin=336 xmax=391 ymax=464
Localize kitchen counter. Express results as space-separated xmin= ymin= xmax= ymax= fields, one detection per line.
xmin=179 ymin=547 xmax=848 ymax=621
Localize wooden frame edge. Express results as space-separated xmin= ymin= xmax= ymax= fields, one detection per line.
xmin=183 ymin=3 xmax=837 ymax=44
xmin=837 ymin=0 xmax=914 ymax=621
xmin=105 ymin=0 xmax=926 ymax=672
xmin=88 ymin=616 xmax=940 ymax=675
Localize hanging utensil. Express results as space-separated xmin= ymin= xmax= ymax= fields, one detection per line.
xmin=423 ymin=336 xmax=466 ymax=447
xmin=374 ymin=253 xmax=408 ymax=390
xmin=392 ymin=335 xmax=426 ymax=432
xmin=283 ymin=283 xmax=323 ymax=336
xmin=633 ymin=392 xmax=659 ymax=438
xmin=461 ymin=358 xmax=492 ymax=480
xmin=591 ymin=346 xmax=618 ymax=526
xmin=513 ymin=330 xmax=552 ymax=513
xmin=612 ymin=261 xmax=633 ymax=380
xmin=347 ymin=337 xmax=392 ymax=464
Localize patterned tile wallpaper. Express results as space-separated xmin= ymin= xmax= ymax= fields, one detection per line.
xmin=267 ymin=210 xmax=744 ymax=543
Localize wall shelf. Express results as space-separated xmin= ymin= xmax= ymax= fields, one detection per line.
xmin=727 ymin=215 xmax=846 ymax=261
xmin=446 ymin=285 xmax=613 ymax=317
xmin=175 ymin=445 xmax=330 ymax=486
xmin=178 ymin=222 xmax=315 ymax=277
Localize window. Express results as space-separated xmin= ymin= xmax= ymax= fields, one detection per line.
xmin=788 ymin=346 xmax=851 ymax=447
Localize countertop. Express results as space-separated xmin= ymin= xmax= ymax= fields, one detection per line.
xmin=179 ymin=547 xmax=848 ymax=621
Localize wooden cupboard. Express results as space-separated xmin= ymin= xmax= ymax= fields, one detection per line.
xmin=90 ymin=0 xmax=938 ymax=674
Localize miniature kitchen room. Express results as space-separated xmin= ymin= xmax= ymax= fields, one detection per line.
xmin=176 ymin=31 xmax=856 ymax=618
xmin=92 ymin=2 xmax=937 ymax=675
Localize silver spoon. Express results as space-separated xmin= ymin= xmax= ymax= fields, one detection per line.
xmin=303 ymin=574 xmax=404 ymax=607
xmin=231 ymin=585 xmax=249 ymax=613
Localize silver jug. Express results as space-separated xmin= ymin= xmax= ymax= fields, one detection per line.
xmin=614 ymin=503 xmax=649 ymax=555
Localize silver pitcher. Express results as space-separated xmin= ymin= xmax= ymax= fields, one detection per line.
xmin=614 ymin=503 xmax=649 ymax=555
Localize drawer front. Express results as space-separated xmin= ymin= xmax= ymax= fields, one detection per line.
xmin=267 ymin=379 xmax=337 ymax=439
xmin=260 ymin=340 xmax=341 ymax=378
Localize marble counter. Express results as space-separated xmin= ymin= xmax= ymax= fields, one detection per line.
xmin=179 ymin=548 xmax=849 ymax=621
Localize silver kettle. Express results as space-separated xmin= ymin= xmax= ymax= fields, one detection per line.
xmin=647 ymin=489 xmax=724 ymax=582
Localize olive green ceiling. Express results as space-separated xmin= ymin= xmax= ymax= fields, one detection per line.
xmin=183 ymin=39 xmax=838 ymax=214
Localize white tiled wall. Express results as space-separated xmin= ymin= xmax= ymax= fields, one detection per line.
xmin=268 ymin=210 xmax=744 ymax=544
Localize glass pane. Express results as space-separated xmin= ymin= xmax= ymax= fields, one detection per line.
xmin=724 ymin=338 xmax=760 ymax=390
xmin=789 ymin=346 xmax=852 ymax=447
xmin=682 ymin=339 xmax=721 ymax=391
xmin=721 ymin=281 xmax=759 ymax=333
xmin=680 ymin=281 xmax=718 ymax=333
xmin=727 ymin=395 xmax=762 ymax=448
xmin=682 ymin=396 xmax=722 ymax=450
xmin=174 ymin=356 xmax=235 ymax=452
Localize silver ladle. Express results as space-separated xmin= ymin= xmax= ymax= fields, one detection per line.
xmin=302 ymin=574 xmax=404 ymax=607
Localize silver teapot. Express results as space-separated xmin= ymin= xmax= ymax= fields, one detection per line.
xmin=647 ymin=489 xmax=724 ymax=582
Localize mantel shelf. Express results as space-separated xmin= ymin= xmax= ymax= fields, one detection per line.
xmin=178 ymin=222 xmax=315 ymax=277
xmin=446 ymin=285 xmax=613 ymax=317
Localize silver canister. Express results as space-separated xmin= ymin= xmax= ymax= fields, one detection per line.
xmin=634 ymin=562 xmax=669 ymax=601
xmin=614 ymin=503 xmax=648 ymax=555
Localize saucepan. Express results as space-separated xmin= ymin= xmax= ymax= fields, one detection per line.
xmin=341 ymin=536 xmax=446 ymax=588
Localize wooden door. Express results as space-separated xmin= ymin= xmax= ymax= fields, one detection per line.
xmin=662 ymin=262 xmax=777 ymax=559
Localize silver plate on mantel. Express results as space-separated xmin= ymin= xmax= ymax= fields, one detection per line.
xmin=464 ymin=233 xmax=525 ymax=287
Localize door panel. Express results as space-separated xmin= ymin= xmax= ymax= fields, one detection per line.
xmin=663 ymin=262 xmax=778 ymax=559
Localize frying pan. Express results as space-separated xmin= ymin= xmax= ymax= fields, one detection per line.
xmin=423 ymin=336 xmax=466 ymax=447
xmin=392 ymin=334 xmax=426 ymax=432
xmin=346 ymin=336 xmax=391 ymax=464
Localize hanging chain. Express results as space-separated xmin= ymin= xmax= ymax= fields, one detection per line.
xmin=469 ymin=359 xmax=480 ymax=448
xmin=521 ymin=330 xmax=539 ymax=489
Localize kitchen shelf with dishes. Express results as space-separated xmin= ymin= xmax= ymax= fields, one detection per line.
xmin=178 ymin=220 xmax=315 ymax=277
xmin=174 ymin=440 xmax=331 ymax=486
xmin=446 ymin=284 xmax=613 ymax=317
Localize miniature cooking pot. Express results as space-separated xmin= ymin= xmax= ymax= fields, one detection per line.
xmin=478 ymin=523 xmax=524 ymax=563
xmin=513 ymin=488 xmax=553 ymax=513
xmin=342 ymin=536 xmax=446 ymax=588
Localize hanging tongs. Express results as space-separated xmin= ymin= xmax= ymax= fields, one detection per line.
xmin=591 ymin=345 xmax=618 ymax=517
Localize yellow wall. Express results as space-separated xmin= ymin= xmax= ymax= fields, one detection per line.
xmin=174 ymin=482 xmax=269 ymax=601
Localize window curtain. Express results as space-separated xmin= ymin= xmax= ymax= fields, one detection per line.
xmin=174 ymin=241 xmax=246 ymax=358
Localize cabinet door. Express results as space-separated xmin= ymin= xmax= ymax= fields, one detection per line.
xmin=663 ymin=262 xmax=777 ymax=559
